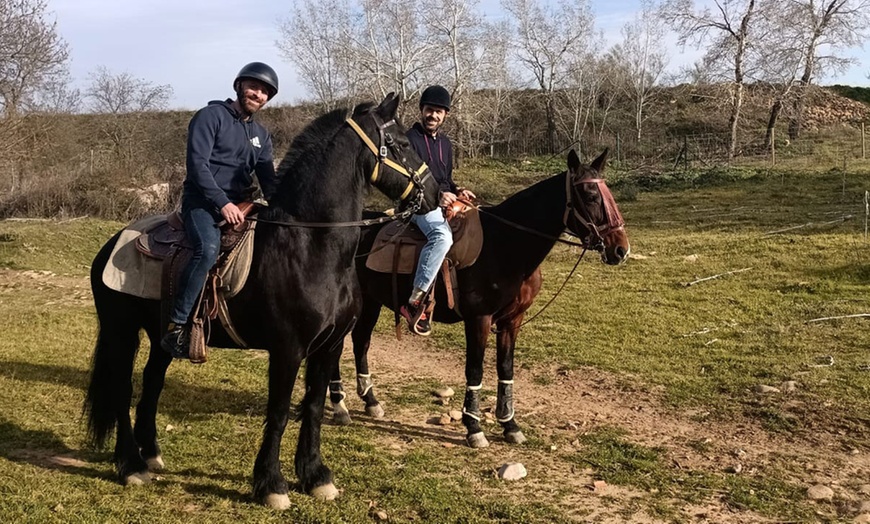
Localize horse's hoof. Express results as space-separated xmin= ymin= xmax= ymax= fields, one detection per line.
xmin=466 ymin=432 xmax=490 ymax=449
xmin=333 ymin=412 xmax=352 ymax=426
xmin=124 ymin=471 xmax=151 ymax=486
xmin=505 ymin=431 xmax=527 ymax=445
xmin=263 ymin=493 xmax=291 ymax=510
xmin=145 ymin=455 xmax=165 ymax=472
xmin=365 ymin=403 xmax=385 ymax=418
xmin=310 ymin=483 xmax=339 ymax=501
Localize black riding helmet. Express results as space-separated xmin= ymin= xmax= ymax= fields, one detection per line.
xmin=419 ymin=85 xmax=450 ymax=111
xmin=234 ymin=62 xmax=279 ymax=100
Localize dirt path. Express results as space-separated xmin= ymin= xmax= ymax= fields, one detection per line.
xmin=339 ymin=332 xmax=870 ymax=523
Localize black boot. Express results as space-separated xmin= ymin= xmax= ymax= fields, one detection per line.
xmin=400 ymin=301 xmax=432 ymax=336
xmin=160 ymin=323 xmax=190 ymax=359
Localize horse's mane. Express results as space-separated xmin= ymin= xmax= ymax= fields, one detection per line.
xmin=275 ymin=101 xmax=377 ymax=176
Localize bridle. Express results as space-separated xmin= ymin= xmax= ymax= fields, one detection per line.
xmin=346 ymin=113 xmax=432 ymax=214
xmin=248 ymin=113 xmax=433 ymax=230
xmin=488 ymin=172 xmax=626 ymax=334
xmin=563 ymin=173 xmax=625 ymax=252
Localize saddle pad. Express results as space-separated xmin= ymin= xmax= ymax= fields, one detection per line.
xmin=365 ymin=207 xmax=483 ymax=274
xmin=103 ymin=214 xmax=257 ymax=300
xmin=102 ymin=215 xmax=166 ymax=299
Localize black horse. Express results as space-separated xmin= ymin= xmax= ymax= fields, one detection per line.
xmin=84 ymin=94 xmax=439 ymax=508
xmin=329 ymin=149 xmax=630 ymax=447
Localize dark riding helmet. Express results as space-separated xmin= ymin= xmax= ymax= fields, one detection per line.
xmin=419 ymin=85 xmax=451 ymax=111
xmin=234 ymin=62 xmax=279 ymax=100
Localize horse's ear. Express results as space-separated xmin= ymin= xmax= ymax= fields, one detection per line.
xmin=377 ymin=93 xmax=400 ymax=120
xmin=590 ymin=148 xmax=609 ymax=174
xmin=567 ymin=149 xmax=581 ymax=173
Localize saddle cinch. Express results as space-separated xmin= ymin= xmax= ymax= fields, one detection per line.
xmin=365 ymin=201 xmax=483 ymax=311
xmin=103 ymin=202 xmax=259 ymax=363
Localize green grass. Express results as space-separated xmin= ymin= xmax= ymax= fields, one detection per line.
xmin=2 ymin=163 xmax=869 ymax=521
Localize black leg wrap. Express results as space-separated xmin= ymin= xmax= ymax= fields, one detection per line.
xmin=462 ymin=387 xmax=483 ymax=433
xmin=328 ymin=381 xmax=345 ymax=404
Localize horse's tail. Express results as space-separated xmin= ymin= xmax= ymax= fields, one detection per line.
xmin=83 ymin=232 xmax=140 ymax=449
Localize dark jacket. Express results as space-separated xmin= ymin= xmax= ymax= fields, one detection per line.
xmin=183 ymin=99 xmax=279 ymax=211
xmin=406 ymin=122 xmax=457 ymax=194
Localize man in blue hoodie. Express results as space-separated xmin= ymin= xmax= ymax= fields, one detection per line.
xmin=161 ymin=62 xmax=281 ymax=359
xmin=400 ymin=85 xmax=475 ymax=336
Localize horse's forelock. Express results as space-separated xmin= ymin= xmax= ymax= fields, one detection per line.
xmin=352 ymin=101 xmax=377 ymax=118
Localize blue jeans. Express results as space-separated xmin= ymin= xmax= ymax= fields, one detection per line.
xmin=169 ymin=205 xmax=221 ymax=325
xmin=411 ymin=207 xmax=453 ymax=293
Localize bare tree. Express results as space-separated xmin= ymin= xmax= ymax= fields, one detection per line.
xmin=750 ymin=11 xmax=803 ymax=149
xmin=609 ymin=0 xmax=669 ymax=141
xmin=0 ymin=0 xmax=70 ymax=117
xmin=85 ymin=67 xmax=174 ymax=162
xmin=277 ymin=0 xmax=357 ymax=110
xmin=502 ymin=0 xmax=596 ymax=153
xmin=422 ymin=0 xmax=483 ymax=111
xmin=86 ymin=66 xmax=173 ymax=114
xmin=661 ymin=0 xmax=760 ymax=159
xmin=349 ymin=0 xmax=442 ymax=108
xmin=466 ymin=19 xmax=517 ymax=157
xmin=783 ymin=0 xmax=870 ymax=139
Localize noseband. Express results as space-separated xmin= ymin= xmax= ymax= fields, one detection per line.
xmin=563 ymin=174 xmax=625 ymax=251
xmin=346 ymin=115 xmax=431 ymax=211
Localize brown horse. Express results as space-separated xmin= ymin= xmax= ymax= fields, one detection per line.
xmin=329 ymin=149 xmax=629 ymax=447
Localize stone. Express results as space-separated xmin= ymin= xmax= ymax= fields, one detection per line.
xmin=726 ymin=464 xmax=743 ymax=474
xmin=754 ymin=384 xmax=781 ymax=394
xmin=854 ymin=514 xmax=870 ymax=524
xmin=448 ymin=410 xmax=463 ymax=421
xmin=433 ymin=387 xmax=454 ymax=399
xmin=592 ymin=480 xmax=608 ymax=492
xmin=497 ymin=462 xmax=527 ymax=481
xmin=438 ymin=414 xmax=452 ymax=426
xmin=807 ymin=484 xmax=834 ymax=501
xmin=683 ymin=254 xmax=699 ymax=263
xmin=781 ymin=381 xmax=798 ymax=393
xmin=373 ymin=510 xmax=389 ymax=521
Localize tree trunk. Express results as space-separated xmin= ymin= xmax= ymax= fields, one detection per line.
xmin=764 ymin=98 xmax=783 ymax=150
xmin=545 ymin=94 xmax=557 ymax=154
xmin=728 ymin=82 xmax=744 ymax=160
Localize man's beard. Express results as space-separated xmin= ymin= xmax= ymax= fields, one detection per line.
xmin=423 ymin=118 xmax=442 ymax=133
xmin=236 ymin=88 xmax=262 ymax=117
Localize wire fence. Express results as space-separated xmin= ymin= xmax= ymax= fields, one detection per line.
xmin=467 ymin=123 xmax=870 ymax=172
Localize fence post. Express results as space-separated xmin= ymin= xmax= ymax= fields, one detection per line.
xmin=771 ymin=127 xmax=776 ymax=166
xmin=864 ymin=191 xmax=868 ymax=242
xmin=862 ymin=122 xmax=866 ymax=160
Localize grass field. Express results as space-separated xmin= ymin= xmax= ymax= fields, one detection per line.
xmin=1 ymin=160 xmax=869 ymax=523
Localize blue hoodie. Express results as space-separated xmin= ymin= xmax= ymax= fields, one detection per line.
xmin=183 ymin=99 xmax=279 ymax=211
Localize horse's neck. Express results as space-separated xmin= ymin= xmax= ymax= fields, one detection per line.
xmin=486 ymin=172 xmax=568 ymax=270
xmin=270 ymin=135 xmax=364 ymax=221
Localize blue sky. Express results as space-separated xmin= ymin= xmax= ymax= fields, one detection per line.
xmin=51 ymin=0 xmax=870 ymax=110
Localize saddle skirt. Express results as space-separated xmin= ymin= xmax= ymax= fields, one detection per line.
xmin=365 ymin=202 xmax=483 ymax=275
